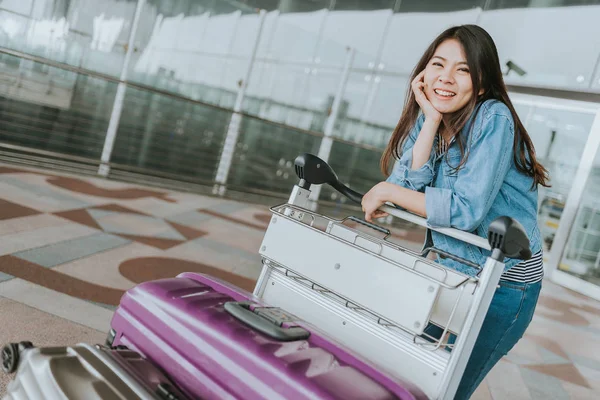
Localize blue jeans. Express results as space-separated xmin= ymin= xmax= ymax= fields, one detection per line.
xmin=425 ymin=279 xmax=542 ymax=399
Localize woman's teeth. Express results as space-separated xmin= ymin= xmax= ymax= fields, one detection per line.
xmin=434 ymin=89 xmax=456 ymax=97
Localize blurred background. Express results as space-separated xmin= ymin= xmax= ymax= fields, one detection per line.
xmin=1 ymin=0 xmax=600 ymax=303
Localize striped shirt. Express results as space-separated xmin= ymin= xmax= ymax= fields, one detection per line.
xmin=500 ymin=250 xmax=544 ymax=283
xmin=435 ymin=134 xmax=544 ymax=284
xmin=437 ymin=134 xmax=453 ymax=156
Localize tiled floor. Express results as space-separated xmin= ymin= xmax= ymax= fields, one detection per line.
xmin=0 ymin=163 xmax=599 ymax=399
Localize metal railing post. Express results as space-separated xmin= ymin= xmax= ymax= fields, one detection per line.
xmin=98 ymin=0 xmax=146 ymax=177
xmin=213 ymin=10 xmax=267 ymax=196
xmin=309 ymin=47 xmax=355 ymax=204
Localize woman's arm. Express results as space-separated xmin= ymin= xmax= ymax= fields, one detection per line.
xmin=411 ymin=118 xmax=440 ymax=170
xmin=386 ymin=114 xmax=437 ymax=192
xmin=362 ymin=183 xmax=425 ymax=222
xmin=364 ymin=108 xmax=515 ymax=229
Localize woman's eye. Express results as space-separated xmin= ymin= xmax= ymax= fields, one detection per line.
xmin=432 ymin=62 xmax=443 ymax=67
xmin=458 ymin=68 xmax=470 ymax=73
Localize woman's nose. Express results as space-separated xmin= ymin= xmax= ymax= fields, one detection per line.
xmin=438 ymin=73 xmax=455 ymax=84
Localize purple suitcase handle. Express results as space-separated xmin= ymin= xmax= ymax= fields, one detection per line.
xmin=224 ymin=302 xmax=311 ymax=342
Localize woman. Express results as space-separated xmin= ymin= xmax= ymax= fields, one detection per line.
xmin=361 ymin=25 xmax=549 ymax=399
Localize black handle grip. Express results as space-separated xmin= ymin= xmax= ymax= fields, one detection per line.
xmin=331 ymin=181 xmax=364 ymax=204
xmin=348 ymin=216 xmax=390 ymax=236
xmin=224 ymin=302 xmax=310 ymax=342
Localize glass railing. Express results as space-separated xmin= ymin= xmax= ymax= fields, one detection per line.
xmin=0 ymin=51 xmax=116 ymax=160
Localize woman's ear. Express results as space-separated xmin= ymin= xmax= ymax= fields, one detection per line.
xmin=478 ymin=88 xmax=485 ymax=96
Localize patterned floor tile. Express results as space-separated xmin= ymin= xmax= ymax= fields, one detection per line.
xmin=568 ymin=353 xmax=600 ymax=372
xmin=0 ymin=272 xmax=13 ymax=282
xmin=12 ymin=233 xmax=130 ymax=268
xmin=0 ymin=278 xmax=114 ymax=331
xmin=486 ymin=360 xmax=532 ymax=399
xmin=0 ymin=256 xmax=126 ymax=306
xmin=0 ymin=175 xmax=91 ymax=210
xmin=164 ymin=192 xmax=223 ymax=209
xmin=200 ymin=218 xmax=266 ymax=254
xmin=0 ymin=198 xmax=40 ymax=220
xmin=94 ymin=212 xmax=186 ymax=240
xmin=471 ymin=381 xmax=493 ymax=400
xmin=164 ymin=236 xmax=263 ymax=280
xmin=166 ymin=210 xmax=214 ymax=228
xmin=54 ymin=208 xmax=103 ymax=230
xmin=198 ymin=208 xmax=267 ymax=231
xmin=0 ymin=223 xmax=99 ymax=256
xmin=113 ymin=197 xmax=195 ymax=218
xmin=46 ymin=175 xmax=173 ymax=201
xmin=13 ymin=173 xmax=111 ymax=206
xmin=0 ymin=214 xmax=72 ymax=237
xmin=523 ymin=363 xmax=591 ymax=389
xmin=574 ymin=364 xmax=600 ymax=392
xmin=561 ymin=381 xmax=599 ymax=400
xmin=117 ymin=256 xmax=256 ymax=293
xmin=220 ymin=205 xmax=272 ymax=229
xmin=203 ymin=200 xmax=249 ymax=215
xmin=508 ymin=337 xmax=545 ymax=364
xmin=519 ymin=367 xmax=571 ymax=400
xmin=52 ymin=242 xmax=163 ymax=290
xmin=56 ymin=205 xmax=207 ymax=250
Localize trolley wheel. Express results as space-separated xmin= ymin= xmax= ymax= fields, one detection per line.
xmin=1 ymin=343 xmax=19 ymax=374
xmin=1 ymin=342 xmax=33 ymax=374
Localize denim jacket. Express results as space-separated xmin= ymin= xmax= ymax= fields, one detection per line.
xmin=386 ymin=99 xmax=542 ymax=276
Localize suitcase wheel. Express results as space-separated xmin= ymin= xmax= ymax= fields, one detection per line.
xmin=1 ymin=342 xmax=34 ymax=374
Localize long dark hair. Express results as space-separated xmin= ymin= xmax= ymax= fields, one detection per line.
xmin=381 ymin=24 xmax=549 ymax=188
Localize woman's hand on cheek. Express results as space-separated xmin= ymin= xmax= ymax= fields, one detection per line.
xmin=412 ymin=70 xmax=442 ymax=124
xmin=361 ymin=182 xmax=391 ymax=222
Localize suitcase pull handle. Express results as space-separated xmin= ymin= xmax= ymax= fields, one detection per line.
xmin=224 ymin=302 xmax=310 ymax=342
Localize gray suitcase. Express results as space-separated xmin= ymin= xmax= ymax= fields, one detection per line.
xmin=1 ymin=342 xmax=185 ymax=400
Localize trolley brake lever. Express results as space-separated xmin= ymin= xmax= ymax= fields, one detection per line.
xmin=346 ymin=216 xmax=391 ymax=238
xmin=421 ymin=246 xmax=482 ymax=272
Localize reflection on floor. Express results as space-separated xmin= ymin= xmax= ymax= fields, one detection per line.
xmin=0 ymin=163 xmax=599 ymax=399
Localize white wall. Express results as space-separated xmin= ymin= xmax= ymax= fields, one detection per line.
xmin=0 ymin=0 xmax=35 ymax=16
xmin=380 ymin=8 xmax=482 ymax=73
xmin=318 ymin=9 xmax=392 ymax=68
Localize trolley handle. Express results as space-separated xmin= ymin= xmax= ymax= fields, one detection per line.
xmin=293 ymin=153 xmax=532 ymax=259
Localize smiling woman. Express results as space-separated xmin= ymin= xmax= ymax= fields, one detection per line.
xmin=424 ymin=43 xmax=475 ymax=113
xmin=361 ymin=25 xmax=550 ymax=399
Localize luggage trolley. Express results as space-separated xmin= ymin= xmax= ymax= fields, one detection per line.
xmin=254 ymin=154 xmax=532 ymax=400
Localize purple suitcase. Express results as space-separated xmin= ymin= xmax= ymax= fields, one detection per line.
xmin=108 ymin=272 xmax=426 ymax=400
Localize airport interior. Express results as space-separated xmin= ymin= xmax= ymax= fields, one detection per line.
xmin=1 ymin=0 xmax=600 ymax=399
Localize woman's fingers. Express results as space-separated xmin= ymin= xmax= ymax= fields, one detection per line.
xmin=373 ymin=210 xmax=389 ymax=219
xmin=412 ymin=70 xmax=425 ymax=85
xmin=412 ymin=83 xmax=429 ymax=110
xmin=411 ymin=79 xmax=424 ymax=93
xmin=365 ymin=210 xmax=388 ymax=223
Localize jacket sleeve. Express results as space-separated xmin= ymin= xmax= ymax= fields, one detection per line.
xmin=386 ymin=114 xmax=435 ymax=192
xmin=424 ymin=111 xmax=514 ymax=231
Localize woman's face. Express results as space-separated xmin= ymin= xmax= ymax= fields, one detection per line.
xmin=423 ymin=39 xmax=475 ymax=115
